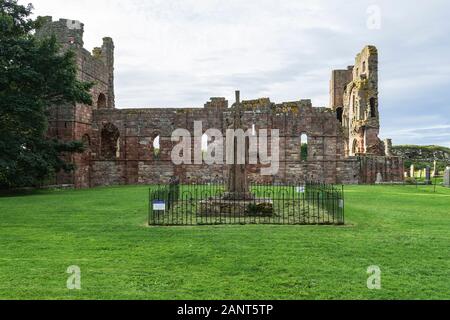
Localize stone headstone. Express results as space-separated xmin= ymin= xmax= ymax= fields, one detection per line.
xmin=375 ymin=173 xmax=383 ymax=184
xmin=444 ymin=167 xmax=450 ymax=188
xmin=425 ymin=166 xmax=431 ymax=185
xmin=410 ymin=165 xmax=415 ymax=178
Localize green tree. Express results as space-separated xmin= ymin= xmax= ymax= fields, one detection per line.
xmin=301 ymin=143 xmax=308 ymax=161
xmin=0 ymin=0 xmax=93 ymax=189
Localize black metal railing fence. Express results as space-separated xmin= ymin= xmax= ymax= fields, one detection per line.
xmin=149 ymin=182 xmax=344 ymax=226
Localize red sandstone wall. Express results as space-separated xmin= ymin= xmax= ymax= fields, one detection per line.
xmin=49 ymin=99 xmax=403 ymax=187
xmin=358 ymin=156 xmax=404 ymax=184
xmin=83 ymin=102 xmax=392 ymax=187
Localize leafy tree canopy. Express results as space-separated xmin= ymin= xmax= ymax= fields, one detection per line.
xmin=0 ymin=0 xmax=93 ymax=189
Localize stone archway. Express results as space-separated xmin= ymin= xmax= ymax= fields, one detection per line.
xmin=97 ymin=93 xmax=107 ymax=109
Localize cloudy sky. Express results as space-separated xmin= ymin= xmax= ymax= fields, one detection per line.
xmin=29 ymin=0 xmax=450 ymax=147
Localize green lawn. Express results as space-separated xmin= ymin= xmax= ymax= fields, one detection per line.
xmin=0 ymin=185 xmax=449 ymax=300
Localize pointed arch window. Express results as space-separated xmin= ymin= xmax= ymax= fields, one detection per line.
xmin=153 ymin=134 xmax=161 ymax=158
xmin=97 ymin=93 xmax=107 ymax=108
xmin=300 ymin=133 xmax=308 ymax=162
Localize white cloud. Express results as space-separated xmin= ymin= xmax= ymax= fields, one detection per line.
xmin=29 ymin=0 xmax=450 ymax=146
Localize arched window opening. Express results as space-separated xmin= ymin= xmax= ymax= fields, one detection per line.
xmin=300 ymin=133 xmax=308 ymax=162
xmin=362 ymin=61 xmax=366 ymax=73
xmin=336 ymin=107 xmax=343 ymax=124
xmin=201 ymin=134 xmax=208 ymax=153
xmin=370 ymin=98 xmax=377 ymax=118
xmin=201 ymin=133 xmax=209 ymax=160
xmin=97 ymin=93 xmax=107 ymax=109
xmin=153 ymin=135 xmax=161 ymax=158
xmin=101 ymin=123 xmax=120 ymax=159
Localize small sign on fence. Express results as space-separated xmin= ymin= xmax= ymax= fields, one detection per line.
xmin=296 ymin=186 xmax=306 ymax=193
xmin=339 ymin=200 xmax=344 ymax=209
xmin=153 ymin=200 xmax=166 ymax=211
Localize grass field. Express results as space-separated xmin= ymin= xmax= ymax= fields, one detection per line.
xmin=0 ymin=184 xmax=449 ymax=300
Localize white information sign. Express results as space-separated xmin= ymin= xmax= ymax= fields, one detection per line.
xmin=153 ymin=201 xmax=166 ymax=211
xmin=296 ymin=186 xmax=306 ymax=193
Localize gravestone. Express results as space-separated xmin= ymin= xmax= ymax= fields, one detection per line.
xmin=410 ymin=165 xmax=415 ymax=178
xmin=444 ymin=167 xmax=450 ymax=188
xmin=425 ymin=166 xmax=431 ymax=185
xmin=375 ymin=173 xmax=383 ymax=184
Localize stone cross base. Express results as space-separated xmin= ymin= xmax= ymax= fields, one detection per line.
xmin=199 ymin=198 xmax=274 ymax=217
xmin=222 ymin=192 xmax=255 ymax=201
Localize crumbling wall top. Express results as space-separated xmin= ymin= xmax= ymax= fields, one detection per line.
xmin=36 ymin=16 xmax=85 ymax=48
xmin=204 ymin=97 xmax=228 ymax=109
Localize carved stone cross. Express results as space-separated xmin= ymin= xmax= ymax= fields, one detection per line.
xmin=223 ymin=91 xmax=253 ymax=200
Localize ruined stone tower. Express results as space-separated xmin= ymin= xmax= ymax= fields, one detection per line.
xmin=36 ymin=17 xmax=115 ymax=187
xmin=330 ymin=46 xmax=383 ymax=157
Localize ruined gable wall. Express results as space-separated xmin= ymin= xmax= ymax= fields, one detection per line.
xmin=88 ymin=99 xmax=367 ymax=187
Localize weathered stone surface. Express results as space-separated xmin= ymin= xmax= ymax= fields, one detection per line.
xmin=375 ymin=173 xmax=383 ymax=184
xmin=39 ymin=18 xmax=404 ymax=188
xmin=336 ymin=46 xmax=384 ymax=157
xmin=384 ymin=139 xmax=393 ymax=157
xmin=444 ymin=167 xmax=450 ymax=187
xmin=223 ymin=91 xmax=253 ymax=201
xmin=425 ymin=166 xmax=432 ymax=185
